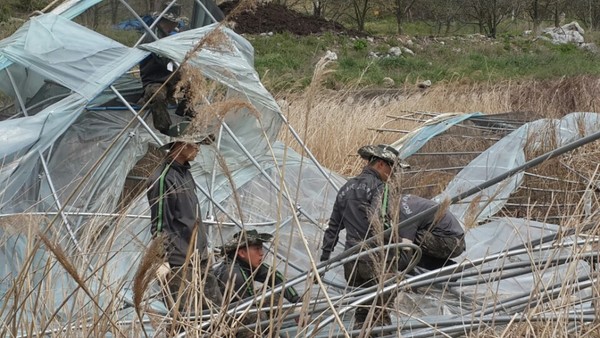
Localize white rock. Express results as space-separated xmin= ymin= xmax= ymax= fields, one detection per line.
xmin=402 ymin=47 xmax=415 ymax=56
xmin=580 ymin=43 xmax=599 ymax=53
xmin=418 ymin=80 xmax=432 ymax=88
xmin=382 ymin=77 xmax=395 ymax=87
xmin=324 ymin=50 xmax=338 ymax=61
xmin=368 ymin=51 xmax=380 ymax=59
xmin=541 ymin=21 xmax=585 ymax=44
xmin=388 ymin=47 xmax=402 ymax=56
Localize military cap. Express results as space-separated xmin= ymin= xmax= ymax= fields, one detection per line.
xmin=159 ymin=120 xmax=215 ymax=151
xmin=358 ymin=144 xmax=410 ymax=168
xmin=152 ymin=2 xmax=183 ymax=23
xmin=221 ymin=230 xmax=273 ymax=254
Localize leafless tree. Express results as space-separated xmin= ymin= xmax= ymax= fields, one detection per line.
xmin=379 ymin=0 xmax=418 ymax=34
xmin=570 ymin=0 xmax=600 ymax=31
xmin=411 ymin=0 xmax=463 ymax=35
xmin=350 ymin=0 xmax=374 ymax=32
xmin=462 ymin=0 xmax=516 ymax=38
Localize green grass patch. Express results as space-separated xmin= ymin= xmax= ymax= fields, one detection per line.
xmin=251 ymin=30 xmax=600 ymax=91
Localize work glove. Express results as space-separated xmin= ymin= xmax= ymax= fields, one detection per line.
xmin=156 ymin=262 xmax=171 ymax=280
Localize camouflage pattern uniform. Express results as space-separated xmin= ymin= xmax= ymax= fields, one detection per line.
xmin=397 ymin=194 xmax=466 ymax=271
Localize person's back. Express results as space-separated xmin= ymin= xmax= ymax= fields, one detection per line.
xmin=397 ymin=194 xmax=466 ymax=270
xmin=398 ymin=194 xmax=464 ymax=240
xmin=137 ymin=5 xmax=184 ymax=134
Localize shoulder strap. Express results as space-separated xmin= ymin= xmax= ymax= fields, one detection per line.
xmin=381 ymin=183 xmax=390 ymax=230
xmin=156 ymin=164 xmax=172 ymax=234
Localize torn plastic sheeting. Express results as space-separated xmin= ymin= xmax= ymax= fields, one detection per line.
xmin=436 ymin=112 xmax=600 ymax=223
xmin=393 ymin=112 xmax=483 ymax=159
xmin=0 ymin=14 xmax=148 ymax=100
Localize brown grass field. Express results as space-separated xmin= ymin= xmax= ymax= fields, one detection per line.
xmin=279 ymin=75 xmax=600 ymax=175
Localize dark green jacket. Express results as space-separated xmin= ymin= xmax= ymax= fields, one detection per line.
xmin=215 ymin=256 xmax=299 ymax=304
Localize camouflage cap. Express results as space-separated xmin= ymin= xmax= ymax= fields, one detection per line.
xmin=159 ymin=120 xmax=215 ymax=151
xmin=221 ymin=230 xmax=273 ymax=254
xmin=358 ymin=144 xmax=410 ymax=168
xmin=152 ymin=2 xmax=183 ymax=23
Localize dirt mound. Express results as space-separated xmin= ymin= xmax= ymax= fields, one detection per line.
xmin=219 ymin=1 xmax=362 ymax=36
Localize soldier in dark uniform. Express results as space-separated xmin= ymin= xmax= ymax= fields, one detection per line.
xmin=215 ymin=230 xmax=299 ymax=337
xmin=146 ymin=120 xmax=222 ymax=333
xmin=320 ymin=144 xmax=405 ymax=332
xmin=138 ymin=4 xmax=186 ymax=134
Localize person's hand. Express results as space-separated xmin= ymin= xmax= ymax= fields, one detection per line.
xmin=319 ymin=251 xmax=331 ymax=262
xmin=156 ymin=262 xmax=170 ymax=280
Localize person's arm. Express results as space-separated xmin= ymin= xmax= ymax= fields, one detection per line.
xmin=223 ymin=261 xmax=255 ymax=302
xmin=258 ymin=264 xmax=300 ymax=303
xmin=321 ymin=199 xmax=344 ymax=261
xmin=274 ymin=269 xmax=300 ymax=303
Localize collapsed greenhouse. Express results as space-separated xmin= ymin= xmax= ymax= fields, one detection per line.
xmin=1 ymin=1 xmax=600 ymax=337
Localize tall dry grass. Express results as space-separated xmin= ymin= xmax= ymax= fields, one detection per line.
xmin=277 ymin=76 xmax=600 ymax=176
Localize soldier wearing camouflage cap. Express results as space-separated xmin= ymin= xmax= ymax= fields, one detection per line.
xmin=320 ymin=144 xmax=402 ymax=330
xmin=358 ymin=144 xmax=410 ymax=170
xmin=215 ymin=230 xmax=299 ymax=337
xmin=146 ymin=120 xmax=222 ymax=328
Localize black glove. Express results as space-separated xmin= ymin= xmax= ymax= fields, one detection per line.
xmin=319 ymin=251 xmax=331 ymax=262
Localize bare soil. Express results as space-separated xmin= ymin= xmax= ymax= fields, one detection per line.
xmin=218 ymin=1 xmax=363 ymax=36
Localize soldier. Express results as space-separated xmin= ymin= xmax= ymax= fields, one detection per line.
xmin=146 ymin=120 xmax=221 ymax=332
xmin=320 ymin=144 xmax=404 ymax=331
xmin=138 ymin=3 xmax=187 ymax=134
xmin=397 ymin=194 xmax=466 ymax=271
xmin=215 ymin=230 xmax=299 ymax=337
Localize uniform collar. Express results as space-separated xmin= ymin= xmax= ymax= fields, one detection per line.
xmin=362 ymin=166 xmax=384 ymax=181
xmin=166 ymin=159 xmax=191 ymax=172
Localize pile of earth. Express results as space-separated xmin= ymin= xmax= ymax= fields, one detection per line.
xmin=218 ymin=1 xmax=363 ymax=36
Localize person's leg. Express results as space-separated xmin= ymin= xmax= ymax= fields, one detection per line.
xmin=418 ymin=231 xmax=465 ymax=259
xmin=166 ymin=265 xmax=224 ymax=335
xmin=344 ymin=260 xmax=394 ymax=331
xmin=165 ymin=265 xmax=188 ymax=335
xmin=140 ymin=83 xmax=172 ymax=134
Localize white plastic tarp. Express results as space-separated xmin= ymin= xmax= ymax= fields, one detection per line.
xmin=437 ymin=112 xmax=600 ymax=222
